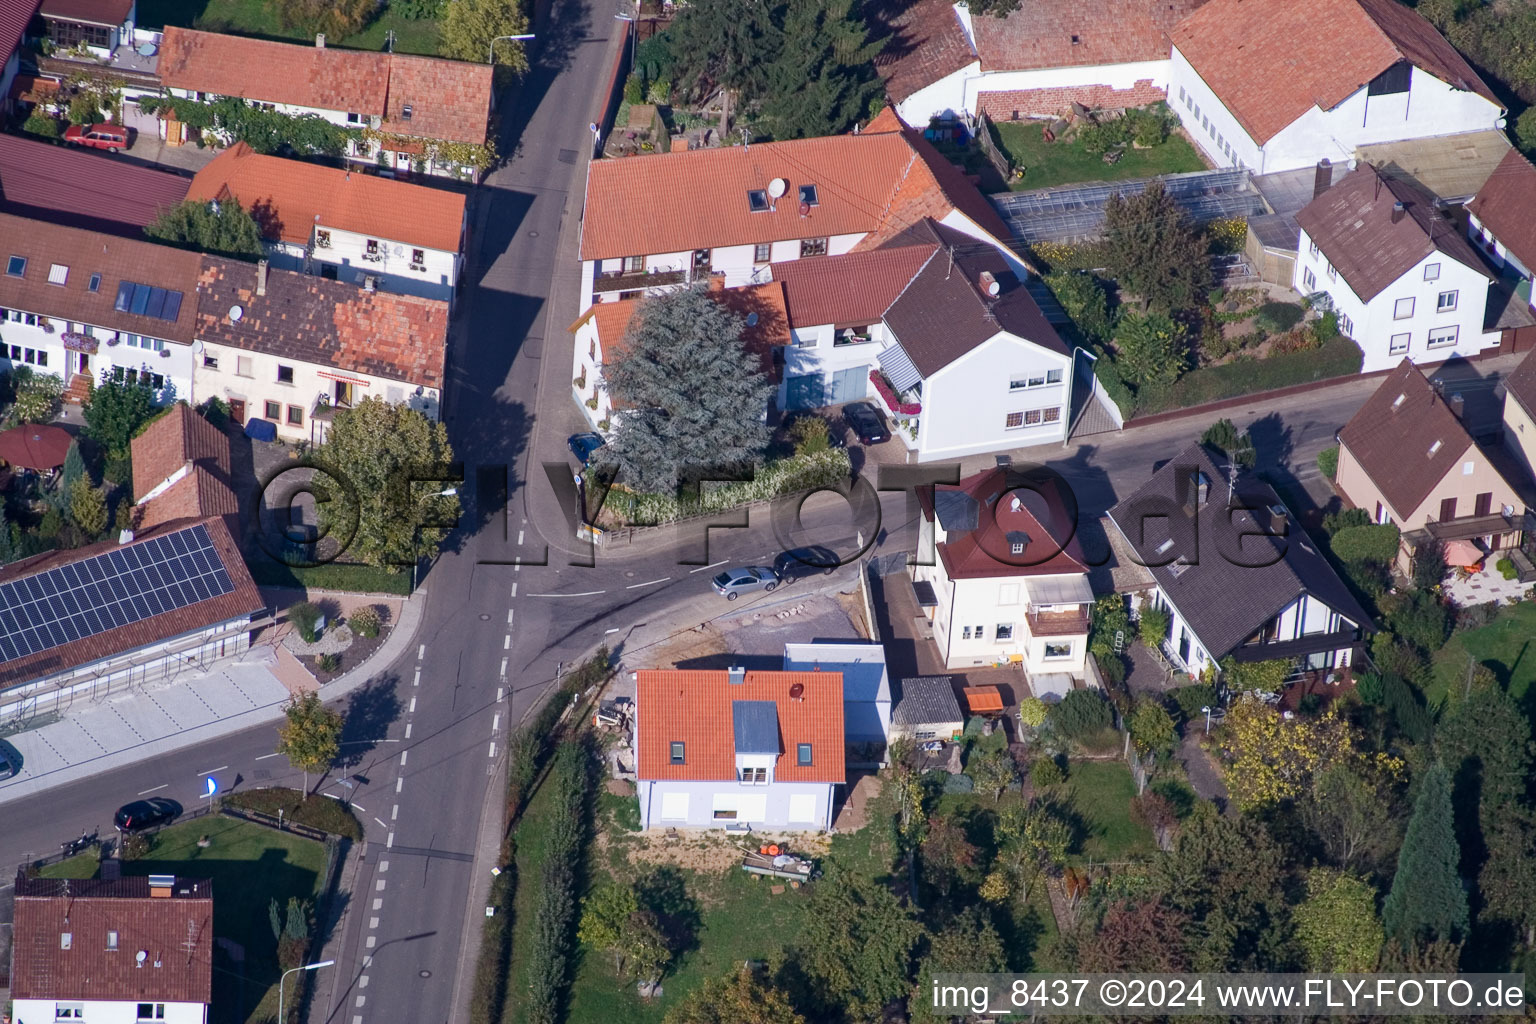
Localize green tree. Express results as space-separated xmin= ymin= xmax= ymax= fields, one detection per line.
xmin=1017 ymin=696 xmax=1047 ymax=730
xmin=920 ymin=814 xmax=979 ymax=897
xmin=1412 ymin=538 xmax=1446 ymax=591
xmin=577 ymin=881 xmax=639 ymax=975
xmin=1382 ymin=762 xmax=1467 ymax=945
xmin=1088 ymin=593 xmax=1130 ymax=660
xmin=795 ymin=871 xmax=922 ymax=1020
xmin=67 ymin=90 xmax=107 ymax=127
xmin=1478 ymin=807 xmax=1536 ymax=948
xmin=314 ymin=397 xmax=459 ymax=570
xmin=622 ymin=908 xmax=672 ymax=986
xmin=83 ymin=373 xmax=157 ymax=459
xmin=10 ymin=369 xmax=65 ymax=425
xmin=1517 ymin=106 xmax=1536 ymax=156
xmin=276 ymin=691 xmax=343 ymax=794
xmin=757 ymin=0 xmax=883 ymax=139
xmin=1200 ymin=417 xmax=1255 ymax=468
xmin=666 ymin=0 xmax=780 ymax=132
xmin=145 ymin=199 xmax=265 ymax=261
xmin=59 ymin=440 xmax=87 ymax=515
xmin=1045 ymin=271 xmax=1114 ymax=344
xmin=1302 ymin=762 xmax=1399 ymax=875
xmin=1128 ymin=698 xmax=1176 ymax=755
xmin=1137 ymin=605 xmax=1170 ymax=649
xmin=994 ymin=801 xmax=1070 ymax=903
xmin=664 ymin=966 xmax=805 ymax=1024
xmin=1220 ymin=657 xmax=1292 ymax=695
xmin=1103 ymin=180 xmax=1212 ymax=314
xmin=23 ymin=109 xmax=62 ymax=139
xmin=1115 ymin=310 xmax=1188 ymax=390
xmin=69 ymin=478 xmax=107 ymax=538
xmin=440 ymin=0 xmax=529 ymax=72
xmin=911 ymin=908 xmax=1008 ymax=1023
xmin=1048 ymin=688 xmax=1112 ymax=741
xmin=968 ymin=748 xmax=1017 ymax=803
xmin=1294 ymin=869 xmax=1383 ymax=972
xmin=600 ymin=287 xmax=774 ymax=494
xmin=1317 ymin=445 xmax=1339 ymax=479
xmin=1079 ymin=900 xmax=1192 ymax=972
xmin=959 ymin=0 xmax=1022 ymax=16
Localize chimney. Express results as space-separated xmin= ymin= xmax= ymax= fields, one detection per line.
xmin=978 ymin=271 xmax=1000 ymax=297
xmin=315 ymin=32 xmax=325 ymax=48
xmin=1391 ymin=201 xmax=1406 ymax=224
xmin=118 ymin=529 xmax=134 ymax=545
xmin=1449 ymin=392 xmax=1465 ymax=421
xmin=256 ymin=259 xmax=268 ymax=296
xmin=708 ymin=273 xmax=725 ymax=293
xmin=727 ymin=666 xmax=746 ymax=686
xmin=1312 ymin=158 xmax=1332 ymax=199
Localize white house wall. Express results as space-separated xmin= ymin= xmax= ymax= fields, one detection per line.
xmin=311 ymin=223 xmax=460 ymax=304
xmin=895 ymin=63 xmax=977 ymax=124
xmin=1468 ymin=210 xmax=1534 ymax=285
xmin=916 ymin=334 xmax=1069 ymax=460
xmin=637 ymin=778 xmax=835 ymax=831
xmin=13 ymin=999 xmax=207 ymax=1024
xmin=584 ymin=233 xmax=865 ymax=308
xmin=778 ymin=322 xmax=891 ymax=410
xmin=1167 ymin=48 xmax=1265 ymax=171
xmin=0 ymin=310 xmax=192 ymax=402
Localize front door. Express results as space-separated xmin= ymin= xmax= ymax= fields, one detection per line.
xmin=77 ymin=353 xmax=89 ymax=375
xmin=229 ymin=398 xmax=246 ymax=426
xmin=335 ymin=381 xmax=354 ymax=407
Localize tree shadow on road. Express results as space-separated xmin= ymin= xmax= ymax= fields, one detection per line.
xmin=338 ymin=675 xmax=402 ymax=770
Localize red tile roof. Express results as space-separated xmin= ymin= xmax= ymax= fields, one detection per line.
xmin=1171 ymin=0 xmax=1499 ymax=145
xmin=195 ymin=256 xmax=448 ymax=389
xmin=0 ymin=516 xmax=261 ymax=689
xmin=636 ymin=669 xmax=846 ymax=783
xmin=869 ymin=0 xmax=977 ymax=104
xmin=924 ymin=467 xmax=1089 ymax=579
xmin=12 ymin=874 xmax=213 ymax=1004
xmin=0 ymin=133 xmax=190 ymax=239
xmin=40 ymin=0 xmax=131 ymax=26
xmin=186 ymin=142 xmax=466 ymax=252
xmin=131 ymin=402 xmax=230 ymax=502
xmin=771 ymin=242 xmax=938 ymax=329
xmin=136 ymin=466 xmax=238 ymax=531
xmin=972 ymin=0 xmax=1207 ymax=72
xmin=0 ymin=212 xmax=202 ymax=343
xmin=157 ymin=29 xmax=491 ymax=146
xmin=580 ymin=121 xmax=1012 ymax=260
xmin=1467 ymin=148 xmax=1536 ymax=277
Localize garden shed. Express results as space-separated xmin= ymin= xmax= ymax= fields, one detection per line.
xmin=890 ymin=676 xmax=964 ymax=742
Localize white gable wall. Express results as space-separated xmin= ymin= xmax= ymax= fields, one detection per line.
xmin=916 ymin=333 xmax=1069 ymax=459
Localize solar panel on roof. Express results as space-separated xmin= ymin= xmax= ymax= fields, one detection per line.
xmin=0 ymin=524 xmax=237 ymax=664
xmin=129 ymin=283 xmax=149 ymax=315
xmin=144 ymin=287 xmax=167 ymax=319
xmin=115 ymin=281 xmax=133 ymax=312
xmin=162 ymin=291 xmax=183 ymax=321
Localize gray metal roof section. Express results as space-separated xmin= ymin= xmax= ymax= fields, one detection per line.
xmin=893 ymin=676 xmax=963 ymax=726
xmin=783 ymin=642 xmax=891 ymax=703
xmin=934 ymin=490 xmax=979 ymax=532
xmin=732 ymin=700 xmax=780 ymax=755
xmin=990 ymin=169 xmax=1265 ymax=244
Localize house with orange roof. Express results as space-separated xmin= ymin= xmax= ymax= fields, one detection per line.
xmin=576 ymin=109 xmax=1018 ymax=311
xmin=155 ymin=27 xmax=494 ymax=180
xmin=1167 ymin=0 xmax=1503 ymax=174
xmin=635 ymin=667 xmax=845 ymax=831
xmin=192 ymin=257 xmax=448 ymax=442
xmin=913 ymin=466 xmax=1091 ymax=688
xmin=131 ymin=401 xmax=239 ymax=535
xmin=186 ymin=142 xmax=467 ymax=305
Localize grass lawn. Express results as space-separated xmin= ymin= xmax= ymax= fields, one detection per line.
xmin=1062 ymin=761 xmax=1155 ymax=862
xmin=136 ymin=0 xmax=442 ymax=56
xmin=991 ymin=121 xmax=1206 ymax=191
xmin=45 ymin=816 xmax=328 ymax=1024
xmin=1430 ymin=602 xmax=1536 ymax=719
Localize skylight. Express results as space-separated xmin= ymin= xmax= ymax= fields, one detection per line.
xmin=5 ymin=256 xmax=25 ymax=277
xmin=1428 ymin=440 xmax=1442 ymax=456
xmin=798 ymin=184 xmax=818 ymax=206
xmin=1391 ymin=393 xmax=1405 ymax=410
xmin=747 ymin=189 xmax=769 ymax=213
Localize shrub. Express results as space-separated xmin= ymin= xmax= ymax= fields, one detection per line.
xmin=1255 ymin=301 xmax=1305 ymax=333
xmin=245 ymin=559 xmax=412 ymax=595
xmin=1138 ymin=606 xmax=1171 ymax=649
xmin=198 ymin=396 xmax=230 ymax=427
xmin=1496 ymin=557 xmax=1518 ymax=581
xmin=1355 ymin=673 xmax=1384 ymax=705
xmin=10 ymin=369 xmax=65 ymax=425
xmin=942 ymin=773 xmax=975 ymax=794
xmin=222 ymin=787 xmax=364 ymax=839
xmin=1311 ymin=310 xmax=1340 ymax=343
xmin=1169 ymin=684 xmax=1215 ymax=723
xmin=1323 ymin=506 xmax=1370 ymax=536
xmin=1317 ymin=446 xmax=1339 ymax=480
xmin=1205 ymin=217 xmax=1250 ymax=256
xmin=524 ymin=739 xmax=592 ymax=1024
xmin=1330 ymin=523 xmax=1400 ymax=566
xmin=787 ymin=414 xmax=831 ymax=456
xmin=1018 ymin=697 xmax=1047 ymax=729
xmin=1048 ymin=689 xmax=1113 ymax=741
xmin=23 ymin=110 xmax=63 ymax=138
xmin=1126 ymin=104 xmax=1172 ymax=146
xmin=1045 ymin=270 xmax=1116 ymax=344
xmin=1030 ymin=755 xmax=1065 ymax=789
xmin=1132 ymin=335 xmax=1362 ymax=417
xmin=317 ymin=653 xmax=340 ymax=673
xmin=623 ymin=73 xmax=645 ymax=105
xmin=1456 ymin=601 xmax=1500 ymax=631
xmin=289 ymin=602 xmax=322 ymax=644
xmin=349 ymin=605 xmax=382 ymax=638
xmin=606 ymin=448 xmax=850 ymax=526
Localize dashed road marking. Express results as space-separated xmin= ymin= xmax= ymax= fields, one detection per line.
xmin=509 ymin=583 xmax=518 ymax=597
xmin=689 ymin=560 xmax=729 ymax=573
xmin=413 ymin=669 xmax=421 ymax=686
xmin=376 ymin=879 xmax=387 ymax=891
xmin=507 ymin=609 xmax=514 ymax=624
xmin=372 ymin=898 xmax=382 ymax=910
xmin=408 ymin=697 xmax=417 ymax=713
xmin=356 ymin=995 xmax=367 ymax=1007
xmin=353 ymin=1016 xmax=362 ymax=1024
xmin=395 ymin=778 xmax=403 ymax=794
xmin=391 ymin=804 xmax=398 ymax=820
xmin=496 ymin=687 xmax=504 ymax=702
xmin=137 ymin=783 xmax=168 ymax=795
xmin=488 ymin=741 xmax=497 ymax=758
xmin=517 ymin=530 xmax=524 ymax=545
xmin=503 ymin=635 xmax=510 ymax=649
xmin=365 ymin=935 xmax=376 ymax=949
xmin=386 ymin=831 xmax=394 ymax=848
xmin=499 ymin=658 xmax=507 ymax=677
xmin=418 ymin=644 xmax=426 ymax=660
xmin=379 ymin=860 xmax=389 ymax=872
xmin=359 ymin=975 xmax=370 ymax=989
xmin=197 ymin=765 xmax=227 ymax=776
xmin=404 ymin=723 xmax=412 ymax=739
xmin=370 ymin=916 xmax=380 ymax=928
xmin=255 ymin=752 xmax=283 ymax=761
xmin=399 ymin=750 xmax=408 ymax=766
xmin=374 ymin=817 xmax=388 ymax=829
xmin=491 ymin=713 xmax=500 ymax=732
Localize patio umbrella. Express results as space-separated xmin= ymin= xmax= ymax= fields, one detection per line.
xmin=1443 ymin=539 xmax=1484 ymax=569
xmin=0 ymin=424 xmax=71 ymax=471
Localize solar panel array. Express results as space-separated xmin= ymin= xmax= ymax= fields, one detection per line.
xmin=114 ymin=280 xmax=185 ymax=323
xmin=0 ymin=524 xmax=235 ymax=663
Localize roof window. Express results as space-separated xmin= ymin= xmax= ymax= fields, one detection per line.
xmin=669 ymin=741 xmax=685 ymax=764
xmin=6 ymin=256 xmax=25 ymax=277
xmin=797 ymin=743 xmax=813 ymax=766
xmin=1391 ymin=393 xmax=1405 ymax=411
xmin=798 ymin=184 xmax=818 ymax=206
xmin=88 ymin=273 xmax=101 ymax=292
xmin=747 ymin=189 xmax=769 ymax=213
xmin=1428 ymin=440 xmax=1442 ymax=456
xmin=1155 ymin=537 xmax=1176 ymax=556
xmin=401 ymin=103 xmax=413 ymax=121
xmin=48 ymin=264 xmax=68 ymax=285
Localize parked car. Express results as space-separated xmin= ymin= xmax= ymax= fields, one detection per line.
xmin=842 ymin=402 xmax=890 ymax=445
xmin=711 ymin=566 xmax=780 ymax=600
xmin=567 ymin=432 xmax=605 ymax=466
xmin=64 ymin=123 xmax=129 ymax=150
xmin=113 ymin=797 xmax=181 ymax=833
xmin=773 ymin=546 xmax=841 ymax=580
xmin=0 ymin=740 xmax=18 ymax=780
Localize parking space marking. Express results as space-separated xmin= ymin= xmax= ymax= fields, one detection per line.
xmin=137 ymin=784 xmax=168 ymax=795
xmin=626 ymin=577 xmax=670 ymax=589
xmin=197 ymin=765 xmax=227 ymax=776
xmin=374 ymin=817 xmax=388 ymax=829
xmin=255 ymin=752 xmax=284 ymax=760
xmin=689 ymin=560 xmax=729 ymax=573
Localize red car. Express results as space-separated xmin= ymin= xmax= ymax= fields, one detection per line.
xmin=64 ymin=123 xmax=129 ymax=150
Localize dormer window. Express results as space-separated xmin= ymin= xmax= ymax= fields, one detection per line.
xmin=747 ymin=189 xmax=769 ymax=212
xmin=669 ymin=741 xmax=685 ymax=764
xmin=798 ymin=184 xmax=818 ymax=206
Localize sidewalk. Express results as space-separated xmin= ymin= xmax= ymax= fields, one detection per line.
xmin=0 ymin=589 xmax=429 ymax=807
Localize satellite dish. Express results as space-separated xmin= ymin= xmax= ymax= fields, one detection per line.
xmin=789 ymin=682 xmax=805 ymax=700
xmin=228 ymin=304 xmax=243 ymax=322
xmin=766 ymin=177 xmax=788 ymax=199
xmin=746 ymin=312 xmax=759 ymax=327
xmin=136 ymin=951 xmax=147 ymax=964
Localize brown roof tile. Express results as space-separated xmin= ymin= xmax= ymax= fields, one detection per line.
xmin=0 ymin=212 xmax=202 ymax=343
xmin=771 ymin=242 xmax=938 ymax=328
xmin=1171 ymin=0 xmax=1498 ymax=145
xmin=1338 ymin=359 xmax=1488 ymax=517
xmin=1504 ymin=348 xmax=1536 ymax=424
xmin=0 ymin=133 xmax=190 ymax=239
xmin=636 ymin=669 xmax=845 ymax=783
xmin=186 ymin=142 xmax=466 ymax=252
xmin=381 ymin=53 xmax=494 ymax=147
xmin=1467 ymin=148 xmax=1536 ymax=276
xmin=869 ymin=0 xmax=976 ymax=104
xmin=131 ymin=403 xmax=230 ymax=502
xmin=973 ymin=0 xmax=1207 ymax=72
xmin=12 ymin=874 xmax=214 ymax=1004
xmin=40 ymin=0 xmax=132 ymax=26
xmin=195 ymin=256 xmax=448 ymax=389
xmin=1295 ymin=163 xmax=1491 ymax=302
xmin=0 ymin=516 xmax=262 ymax=689
xmin=136 ymin=466 xmax=238 ymax=531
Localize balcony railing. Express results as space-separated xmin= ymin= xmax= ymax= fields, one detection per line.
xmin=1027 ymin=610 xmax=1090 ymax=637
xmin=869 ymin=369 xmax=921 ymax=415
xmin=593 ymin=269 xmax=687 ymax=293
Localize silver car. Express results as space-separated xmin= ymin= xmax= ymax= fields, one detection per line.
xmin=711 ymin=566 xmax=780 ymax=600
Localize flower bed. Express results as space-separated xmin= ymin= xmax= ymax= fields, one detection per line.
xmin=869 ymin=369 xmax=921 ymax=415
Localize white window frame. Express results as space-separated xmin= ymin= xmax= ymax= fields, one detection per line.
xmin=1437 ymin=290 xmax=1457 ymax=313
xmin=1303 ymin=268 xmax=1316 ymax=291
xmin=1427 ymin=325 xmax=1459 ymax=349
xmin=1393 ymin=296 xmax=1415 ymax=320
xmin=1389 ymin=333 xmax=1410 ymax=355
xmin=996 ymin=623 xmax=1014 ymax=641
xmin=1423 ymin=262 xmax=1440 ymax=281
xmin=1043 ymin=641 xmax=1073 ymax=660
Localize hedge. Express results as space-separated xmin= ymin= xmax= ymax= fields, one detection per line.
xmin=602 ymin=447 xmax=851 ymax=527
xmin=1317 ymin=445 xmax=1339 ymax=480
xmin=1132 ymin=335 xmax=1363 ymax=416
xmin=522 ymin=740 xmax=592 ymax=1024
xmin=220 ymin=788 xmax=364 ymax=841
xmin=245 ymin=558 xmax=413 ymax=595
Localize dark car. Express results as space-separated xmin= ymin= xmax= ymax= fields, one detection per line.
xmin=842 ymin=402 xmax=890 ymax=445
xmin=0 ymin=740 xmax=17 ymax=780
xmin=113 ymin=797 xmax=181 ymax=833
xmin=64 ymin=123 xmax=130 ymax=150
xmin=774 ymin=546 xmax=841 ymax=580
xmin=568 ymin=432 xmax=606 ymax=466
xmin=711 ymin=566 xmax=780 ymax=600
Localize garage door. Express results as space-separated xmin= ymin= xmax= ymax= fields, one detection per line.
xmin=825 ymin=366 xmax=868 ymax=405
xmin=787 ymin=793 xmax=818 ymax=824
xmin=785 ymin=374 xmax=825 ymax=410
xmin=660 ymin=792 xmax=688 ymax=821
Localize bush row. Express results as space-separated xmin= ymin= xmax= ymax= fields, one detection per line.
xmin=604 ymin=447 xmax=852 ymax=526
xmin=469 ymin=863 xmax=517 ymax=1024
xmin=523 ymin=740 xmax=592 ymax=1024
xmin=220 ymin=788 xmax=364 ymax=841
xmin=245 ymin=558 xmax=413 ymax=595
xmin=1132 ymin=335 xmax=1363 ymax=416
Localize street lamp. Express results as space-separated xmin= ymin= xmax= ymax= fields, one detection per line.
xmin=412 ymin=487 xmax=458 ymax=592
xmin=278 ymin=960 xmax=334 ymax=1018
xmin=1061 ymin=345 xmax=1099 ymax=449
xmin=488 ymin=33 xmax=535 ymax=64
xmin=1201 ymin=706 xmax=1213 ymax=734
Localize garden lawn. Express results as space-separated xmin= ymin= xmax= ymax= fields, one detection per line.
xmin=992 ymin=121 xmax=1206 ymax=190
xmin=1430 ymin=602 xmax=1536 ymax=721
xmin=136 ymin=0 xmax=441 ymax=56
xmin=1062 ymin=761 xmax=1156 ymax=862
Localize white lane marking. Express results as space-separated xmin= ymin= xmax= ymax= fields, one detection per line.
xmin=376 ymin=879 xmax=386 ymax=891
xmin=372 ymin=899 xmax=382 ymax=911
xmin=254 ymin=752 xmax=283 ymax=761
xmin=496 ymin=687 xmax=504 ymax=702
xmin=488 ymin=741 xmax=497 ymax=758
xmin=507 ymin=608 xmax=514 ymax=624
xmin=365 ymin=934 xmax=376 ymax=948
xmin=418 ymin=644 xmax=425 ymax=660
xmin=391 ymin=804 xmax=399 ymax=820
xmin=379 ymin=860 xmax=389 ymax=872
xmin=491 ymin=713 xmax=500 ymax=732
xmin=503 ymin=635 xmax=510 ymax=649
xmin=413 ymin=669 xmax=421 ymax=686
xmin=137 ymin=783 xmax=168 ymax=795
xmin=399 ymin=750 xmax=408 ymax=766
xmin=359 ymin=975 xmax=370 ymax=989
xmin=526 ymin=590 xmax=606 ymax=598
xmin=386 ymin=831 xmax=394 ymax=848
xmin=395 ymin=777 xmax=403 ymax=793
xmin=626 ymin=577 xmax=670 ymax=589
xmin=369 ymin=916 xmax=380 ymax=928
xmin=356 ymin=994 xmax=367 ymax=1006
xmin=351 ymin=803 xmax=367 ymax=813
xmin=197 ymin=765 xmax=227 ymax=776
xmin=689 ymin=559 xmax=729 ymax=573
xmin=404 ymin=723 xmax=413 ymax=739
xmin=408 ymin=697 xmax=417 ymax=713
xmin=374 ymin=817 xmax=388 ymax=829
xmin=499 ymin=659 xmax=507 ymax=677
xmin=353 ymin=1016 xmax=362 ymax=1024
xmin=510 ymin=582 xmax=518 ymax=597
xmin=517 ymin=530 xmax=524 ymax=545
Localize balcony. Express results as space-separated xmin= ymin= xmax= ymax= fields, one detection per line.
xmin=869 ymin=369 xmax=921 ymax=416
xmin=1026 ymin=610 xmax=1090 ymax=637
xmin=593 ymin=269 xmax=686 ymax=294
